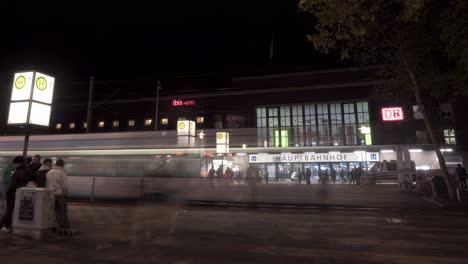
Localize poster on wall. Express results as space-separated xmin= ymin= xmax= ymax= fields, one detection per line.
xmin=19 ymin=191 xmax=36 ymax=222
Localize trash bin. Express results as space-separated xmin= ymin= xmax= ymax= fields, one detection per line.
xmin=12 ymin=187 xmax=55 ymax=239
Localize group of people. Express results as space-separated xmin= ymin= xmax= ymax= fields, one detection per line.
xmin=290 ymin=166 xmax=364 ymax=185
xmin=0 ymin=154 xmax=71 ymax=234
xmin=208 ymin=166 xmax=237 ymax=181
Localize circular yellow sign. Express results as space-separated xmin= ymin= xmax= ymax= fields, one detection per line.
xmin=189 ymin=122 xmax=194 ymax=130
xmin=15 ymin=76 xmax=26 ymax=89
xmin=178 ymin=122 xmax=186 ymax=130
xmin=217 ymin=133 xmax=223 ymax=139
xmin=36 ymin=77 xmax=47 ymax=91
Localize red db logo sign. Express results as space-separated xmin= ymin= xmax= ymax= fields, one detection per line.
xmin=381 ymin=107 xmax=404 ymax=121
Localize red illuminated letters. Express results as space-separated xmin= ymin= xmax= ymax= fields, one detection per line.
xmin=172 ymin=99 xmax=196 ymax=107
xmin=381 ymin=107 xmax=404 ymax=121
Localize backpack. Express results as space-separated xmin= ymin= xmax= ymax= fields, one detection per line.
xmin=2 ymin=166 xmax=15 ymax=185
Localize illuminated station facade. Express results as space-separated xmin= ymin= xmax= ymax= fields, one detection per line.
xmin=1 ymin=67 xmax=466 ymax=181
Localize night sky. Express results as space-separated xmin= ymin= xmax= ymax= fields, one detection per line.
xmin=0 ymin=0 xmax=343 ymax=100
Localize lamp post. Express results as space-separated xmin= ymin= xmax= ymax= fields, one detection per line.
xmin=155 ymin=80 xmax=162 ymax=131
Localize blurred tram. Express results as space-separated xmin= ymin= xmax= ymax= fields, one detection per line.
xmin=0 ymin=131 xmax=244 ymax=200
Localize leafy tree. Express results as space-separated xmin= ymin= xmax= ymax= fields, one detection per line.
xmin=299 ymin=0 xmax=468 ymax=199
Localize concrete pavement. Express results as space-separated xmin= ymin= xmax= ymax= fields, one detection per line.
xmin=174 ymin=183 xmax=440 ymax=209
xmin=1 ymin=203 xmax=468 ymax=263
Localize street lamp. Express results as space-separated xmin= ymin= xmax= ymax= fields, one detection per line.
xmin=155 ymin=80 xmax=162 ymax=131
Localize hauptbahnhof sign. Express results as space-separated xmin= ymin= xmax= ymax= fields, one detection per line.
xmin=249 ymin=152 xmax=379 ymax=163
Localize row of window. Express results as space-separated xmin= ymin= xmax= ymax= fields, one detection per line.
xmin=413 ymin=103 xmax=453 ymax=120
xmin=415 ymin=128 xmax=456 ymax=145
xmin=55 ymin=116 xmax=205 ymax=129
xmin=256 ymin=102 xmax=371 ymax=147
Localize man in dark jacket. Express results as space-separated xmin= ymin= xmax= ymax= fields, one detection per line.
xmin=36 ymin=159 xmax=52 ymax=188
xmin=0 ymin=156 xmax=32 ymax=232
xmin=305 ymin=168 xmax=312 ymax=185
xmin=28 ymin=154 xmax=42 ymax=182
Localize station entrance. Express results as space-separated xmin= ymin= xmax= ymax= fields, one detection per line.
xmin=258 ymin=162 xmax=369 ymax=183
xmin=248 ymin=152 xmax=379 ymax=184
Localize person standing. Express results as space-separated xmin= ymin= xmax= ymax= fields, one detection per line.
xmin=1 ymin=162 xmax=15 ymax=199
xmin=35 ymin=159 xmax=53 ymax=188
xmin=298 ymin=169 xmax=303 ymax=184
xmin=456 ymin=164 xmax=467 ymax=189
xmin=46 ymin=159 xmax=71 ymax=234
xmin=0 ymin=156 xmax=31 ymax=232
xmin=330 ymin=166 xmax=337 ymax=184
xmin=208 ymin=165 xmax=215 ymax=186
xmin=305 ymin=168 xmax=312 ymax=185
xmin=29 ymin=154 xmax=43 ymax=183
xmin=339 ymin=168 xmax=346 ymax=183
xmin=349 ymin=167 xmax=356 ymax=185
xmin=216 ymin=166 xmax=223 ymax=178
xmin=356 ymin=166 xmax=364 ymax=186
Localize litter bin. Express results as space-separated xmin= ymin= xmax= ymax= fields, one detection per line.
xmin=12 ymin=187 xmax=55 ymax=239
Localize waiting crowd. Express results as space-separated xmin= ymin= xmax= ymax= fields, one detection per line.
xmin=0 ymin=155 xmax=71 ymax=234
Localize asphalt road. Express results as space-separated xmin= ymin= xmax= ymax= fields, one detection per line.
xmin=1 ymin=202 xmax=467 ymax=264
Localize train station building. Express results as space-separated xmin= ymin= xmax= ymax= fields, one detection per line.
xmin=0 ymin=67 xmax=466 ymax=184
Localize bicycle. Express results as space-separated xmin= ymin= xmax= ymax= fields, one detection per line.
xmin=399 ymin=174 xmax=417 ymax=192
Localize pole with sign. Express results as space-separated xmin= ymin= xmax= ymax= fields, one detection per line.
xmin=216 ymin=132 xmax=229 ymax=173
xmin=7 ymin=72 xmax=55 ymax=157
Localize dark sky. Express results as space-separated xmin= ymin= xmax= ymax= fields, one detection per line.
xmin=0 ymin=0 xmax=343 ymax=97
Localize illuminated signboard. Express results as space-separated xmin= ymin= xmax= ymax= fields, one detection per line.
xmin=7 ymin=72 xmax=54 ymax=127
xmin=381 ymin=107 xmax=404 ymax=122
xmin=172 ymin=99 xmax=196 ymax=107
xmin=177 ymin=120 xmax=196 ymax=136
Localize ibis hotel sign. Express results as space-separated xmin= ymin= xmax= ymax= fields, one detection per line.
xmin=8 ymin=72 xmax=55 ymax=127
xmin=381 ymin=107 xmax=404 ymax=122
xmin=249 ymin=152 xmax=379 ymax=163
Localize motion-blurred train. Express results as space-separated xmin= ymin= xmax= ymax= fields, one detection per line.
xmin=0 ymin=131 xmax=248 ymax=200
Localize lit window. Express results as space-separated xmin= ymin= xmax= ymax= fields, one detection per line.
xmin=440 ymin=103 xmax=453 ymax=119
xmin=161 ymin=118 xmax=168 ymax=125
xmin=128 ymin=120 xmax=135 ymax=127
xmin=56 ymin=123 xmax=62 ymax=129
xmin=412 ymin=105 xmax=423 ymax=120
xmin=196 ymin=116 xmax=204 ymax=124
xmin=69 ymin=123 xmax=75 ymax=129
xmin=98 ymin=121 xmax=105 ymax=128
xmin=83 ymin=122 xmax=87 ymax=128
xmin=113 ymin=120 xmax=119 ymax=127
xmin=443 ymin=129 xmax=456 ymax=144
xmin=144 ymin=119 xmax=152 ymax=126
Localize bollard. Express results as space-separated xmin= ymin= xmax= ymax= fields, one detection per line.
xmin=430 ymin=180 xmax=437 ymax=199
xmin=91 ymin=177 xmax=96 ymax=202
xmin=140 ymin=178 xmax=145 ymax=201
